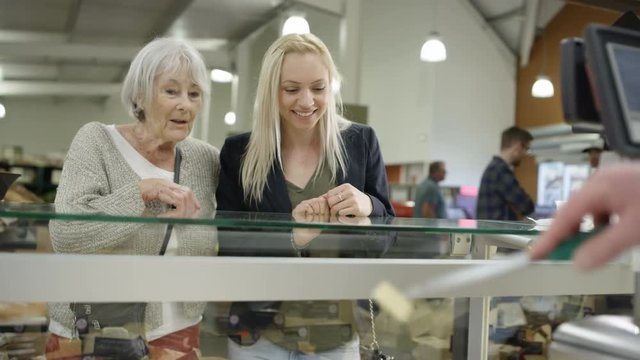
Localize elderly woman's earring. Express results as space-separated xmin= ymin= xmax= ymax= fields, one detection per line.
xmin=133 ymin=104 xmax=144 ymax=120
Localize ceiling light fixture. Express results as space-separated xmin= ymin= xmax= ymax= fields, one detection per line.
xmin=0 ymin=103 xmax=6 ymax=119
xmin=224 ymin=111 xmax=236 ymax=125
xmin=420 ymin=0 xmax=447 ymax=63
xmin=224 ymin=70 xmax=239 ymax=127
xmin=420 ymin=33 xmax=447 ymax=62
xmin=531 ymin=74 xmax=554 ymax=98
xmin=282 ymin=15 xmax=310 ymax=36
xmin=531 ymin=3 xmax=554 ymax=98
xmin=210 ymin=69 xmax=234 ymax=83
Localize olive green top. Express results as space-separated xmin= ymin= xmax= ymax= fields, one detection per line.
xmin=262 ymin=166 xmax=355 ymax=353
xmin=286 ymin=164 xmax=335 ymax=209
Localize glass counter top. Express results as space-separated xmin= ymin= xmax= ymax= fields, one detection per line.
xmin=0 ymin=202 xmax=538 ymax=235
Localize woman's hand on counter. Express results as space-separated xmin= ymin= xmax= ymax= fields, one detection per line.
xmin=139 ymin=178 xmax=201 ymax=218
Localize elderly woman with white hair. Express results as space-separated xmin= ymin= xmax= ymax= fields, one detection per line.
xmin=47 ymin=37 xmax=219 ymax=359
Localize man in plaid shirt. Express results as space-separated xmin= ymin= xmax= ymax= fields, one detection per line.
xmin=476 ymin=126 xmax=535 ymax=220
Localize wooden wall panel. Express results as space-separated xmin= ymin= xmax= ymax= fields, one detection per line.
xmin=515 ymin=4 xmax=621 ymax=203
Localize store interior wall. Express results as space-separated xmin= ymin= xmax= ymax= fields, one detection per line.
xmin=206 ymin=81 xmax=232 ymax=148
xmin=359 ymin=0 xmax=517 ymax=188
xmin=0 ymin=96 xmax=127 ymax=157
xmin=0 ymin=0 xmax=591 ymax=192
xmin=514 ymin=4 xmax=621 ymax=202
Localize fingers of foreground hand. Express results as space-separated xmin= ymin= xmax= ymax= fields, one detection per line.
xmin=529 ymin=179 xmax=610 ymax=260
xmin=572 ymin=218 xmax=638 ymax=270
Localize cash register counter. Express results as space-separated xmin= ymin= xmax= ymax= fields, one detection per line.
xmin=0 ymin=203 xmax=633 ymax=359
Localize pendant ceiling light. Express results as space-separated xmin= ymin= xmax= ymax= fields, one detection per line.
xmin=531 ymin=2 xmax=554 ymax=98
xmin=420 ymin=32 xmax=447 ymax=62
xmin=531 ymin=74 xmax=554 ymax=98
xmin=282 ymin=15 xmax=310 ymax=36
xmin=224 ymin=71 xmax=239 ymax=126
xmin=420 ymin=0 xmax=447 ymax=63
xmin=224 ymin=111 xmax=236 ymax=125
xmin=210 ymin=69 xmax=234 ymax=83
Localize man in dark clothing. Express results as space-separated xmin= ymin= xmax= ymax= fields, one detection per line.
xmin=476 ymin=126 xmax=535 ymax=220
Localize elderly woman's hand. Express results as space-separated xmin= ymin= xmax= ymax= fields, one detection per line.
xmin=324 ymin=184 xmax=373 ymax=217
xmin=139 ymin=178 xmax=201 ymax=218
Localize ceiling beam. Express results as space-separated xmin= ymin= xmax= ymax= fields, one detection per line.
xmin=519 ymin=0 xmax=540 ymax=67
xmin=487 ymin=5 xmax=525 ymax=23
xmin=458 ymin=0 xmax=516 ymax=73
xmin=0 ymin=81 xmax=121 ymax=96
xmin=0 ymin=42 xmax=230 ymax=68
xmin=0 ymin=42 xmax=138 ymax=63
xmin=0 ymin=30 xmax=66 ymax=43
xmin=65 ymin=0 xmax=83 ymax=35
xmin=295 ymin=0 xmax=344 ymax=16
xmin=147 ymin=0 xmax=194 ymax=40
xmin=0 ymin=63 xmax=60 ymax=80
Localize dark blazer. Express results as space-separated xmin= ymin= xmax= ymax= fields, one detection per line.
xmin=216 ymin=123 xmax=395 ymax=217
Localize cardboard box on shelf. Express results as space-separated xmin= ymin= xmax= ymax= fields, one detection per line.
xmin=0 ymin=303 xmax=47 ymax=325
xmin=408 ymin=298 xmax=453 ymax=340
xmin=412 ymin=335 xmax=450 ymax=360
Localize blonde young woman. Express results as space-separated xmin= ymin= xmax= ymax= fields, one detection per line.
xmin=216 ymin=34 xmax=394 ymax=359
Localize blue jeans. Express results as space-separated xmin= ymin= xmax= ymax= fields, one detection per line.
xmin=227 ymin=336 xmax=360 ymax=360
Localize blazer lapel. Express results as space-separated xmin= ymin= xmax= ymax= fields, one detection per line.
xmin=260 ymin=163 xmax=292 ymax=213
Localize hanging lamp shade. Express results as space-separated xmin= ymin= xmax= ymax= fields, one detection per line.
xmin=210 ymin=69 xmax=234 ymax=83
xmin=420 ymin=32 xmax=447 ymax=62
xmin=224 ymin=111 xmax=236 ymax=125
xmin=282 ymin=16 xmax=310 ymax=36
xmin=531 ymin=74 xmax=554 ymax=98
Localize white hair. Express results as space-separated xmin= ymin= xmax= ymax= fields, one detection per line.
xmin=121 ymin=37 xmax=210 ymax=121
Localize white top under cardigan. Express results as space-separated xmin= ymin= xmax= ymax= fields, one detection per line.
xmin=48 ymin=121 xmax=219 ymax=339
xmin=105 ymin=124 xmax=199 ymax=340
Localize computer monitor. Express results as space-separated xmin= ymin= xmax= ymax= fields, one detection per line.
xmin=560 ymin=37 xmax=601 ymax=128
xmin=585 ymin=24 xmax=640 ymax=158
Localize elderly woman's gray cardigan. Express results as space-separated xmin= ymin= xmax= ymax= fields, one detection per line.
xmin=49 ymin=121 xmax=219 ymax=335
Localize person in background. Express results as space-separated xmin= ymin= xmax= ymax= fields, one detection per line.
xmin=413 ymin=161 xmax=447 ymax=218
xmin=582 ymin=145 xmax=603 ymax=170
xmin=47 ymin=37 xmax=219 ymax=359
xmin=216 ymin=33 xmax=394 ymax=359
xmin=530 ymin=162 xmax=640 ymax=270
xmin=476 ymin=126 xmax=535 ymax=221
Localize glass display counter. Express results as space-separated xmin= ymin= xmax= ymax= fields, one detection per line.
xmin=0 ymin=203 xmax=633 ymax=359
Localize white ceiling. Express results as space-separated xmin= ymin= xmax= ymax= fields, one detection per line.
xmin=0 ymin=0 xmax=583 ymax=97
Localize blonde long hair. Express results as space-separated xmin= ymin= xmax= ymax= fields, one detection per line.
xmin=241 ymin=33 xmax=350 ymax=205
